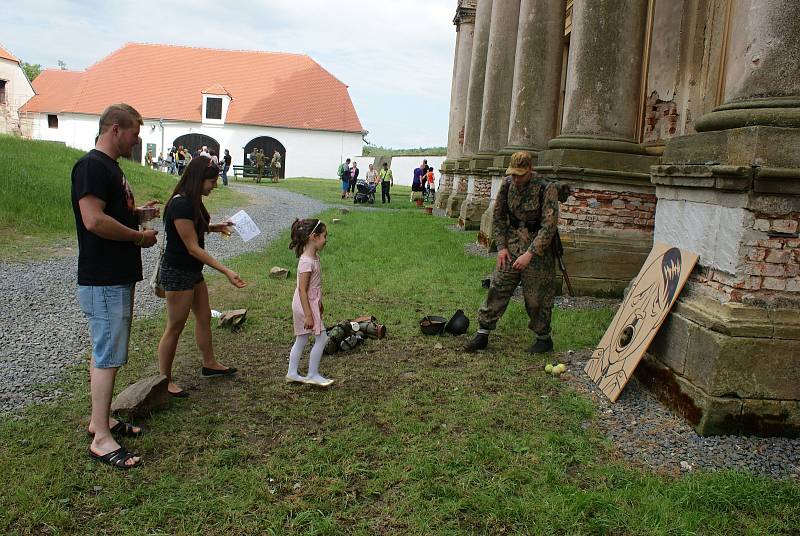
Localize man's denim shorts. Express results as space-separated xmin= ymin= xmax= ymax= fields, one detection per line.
xmin=77 ymin=284 xmax=135 ymax=369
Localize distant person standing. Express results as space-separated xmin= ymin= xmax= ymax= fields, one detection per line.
xmin=72 ymin=103 xmax=159 ymax=469
xmin=379 ymin=162 xmax=393 ymax=203
xmin=270 ymin=149 xmax=282 ymax=182
xmin=426 ymin=166 xmax=435 ymax=198
xmin=411 ymin=163 xmax=425 ymax=201
xmin=221 ymin=149 xmax=231 ymax=186
xmin=365 ymin=163 xmax=378 ymax=187
xmin=176 ymin=146 xmax=187 ymax=175
xmin=349 ymin=161 xmax=359 ymax=196
xmin=338 ymin=158 xmax=351 ymax=199
xmin=255 ymin=149 xmax=266 ymax=183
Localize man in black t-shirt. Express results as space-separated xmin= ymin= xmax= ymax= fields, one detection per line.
xmin=221 ymin=149 xmax=232 ymax=186
xmin=72 ymin=103 xmax=159 ymax=470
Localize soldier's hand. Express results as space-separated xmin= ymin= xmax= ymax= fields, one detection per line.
xmin=497 ymin=248 xmax=512 ymax=270
xmin=512 ymin=251 xmax=533 ymax=271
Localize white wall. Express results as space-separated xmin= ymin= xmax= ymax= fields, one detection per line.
xmin=344 ymin=155 xmax=446 ymax=187
xmin=0 ymin=58 xmax=35 ymax=132
xmin=31 ymin=112 xmax=363 ymax=179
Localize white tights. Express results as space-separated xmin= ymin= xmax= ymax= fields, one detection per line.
xmin=287 ymin=332 xmax=329 ymax=378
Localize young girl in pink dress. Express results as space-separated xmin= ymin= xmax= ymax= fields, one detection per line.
xmin=286 ymin=218 xmax=333 ymax=387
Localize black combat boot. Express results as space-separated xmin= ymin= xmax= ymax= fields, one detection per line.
xmin=528 ymin=336 xmax=554 ymax=354
xmin=464 ymin=332 xmax=489 ymax=352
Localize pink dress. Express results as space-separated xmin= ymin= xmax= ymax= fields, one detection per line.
xmin=292 ymin=254 xmax=323 ymax=336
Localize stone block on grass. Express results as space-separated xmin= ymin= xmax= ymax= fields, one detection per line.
xmin=269 ymin=267 xmax=290 ymax=279
xmin=111 ymin=374 xmax=169 ymax=419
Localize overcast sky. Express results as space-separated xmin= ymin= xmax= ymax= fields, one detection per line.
xmin=5 ymin=0 xmax=457 ymax=149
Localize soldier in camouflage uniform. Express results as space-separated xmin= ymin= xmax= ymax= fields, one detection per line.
xmin=464 ymin=151 xmax=560 ymax=354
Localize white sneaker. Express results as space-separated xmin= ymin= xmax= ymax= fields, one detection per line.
xmin=302 ymin=374 xmax=335 ymax=387
xmin=285 ymin=374 xmax=306 ymax=384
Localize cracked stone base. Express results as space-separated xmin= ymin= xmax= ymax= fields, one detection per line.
xmin=639 ymin=292 xmax=800 ymax=437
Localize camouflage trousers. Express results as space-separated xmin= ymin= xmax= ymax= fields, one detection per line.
xmin=477 ymin=245 xmax=556 ymax=336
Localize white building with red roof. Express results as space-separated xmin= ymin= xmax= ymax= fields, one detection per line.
xmin=0 ymin=44 xmax=35 ymax=135
xmin=20 ymin=43 xmax=364 ymax=178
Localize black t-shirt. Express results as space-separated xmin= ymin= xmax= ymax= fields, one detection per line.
xmin=163 ymin=195 xmax=207 ymax=272
xmin=71 ymin=149 xmax=142 ymax=286
xmin=223 ymin=154 xmax=231 ymax=167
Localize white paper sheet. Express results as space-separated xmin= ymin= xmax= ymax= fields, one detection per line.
xmin=229 ymin=210 xmax=261 ymax=242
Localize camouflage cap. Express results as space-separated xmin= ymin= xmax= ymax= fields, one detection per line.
xmin=505 ymin=151 xmax=533 ymax=176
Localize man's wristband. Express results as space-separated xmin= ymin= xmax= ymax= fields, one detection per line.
xmin=134 ymin=232 xmax=145 ymax=246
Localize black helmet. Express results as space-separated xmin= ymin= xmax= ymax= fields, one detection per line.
xmin=420 ymin=315 xmax=447 ymax=335
xmin=445 ymin=309 xmax=469 ymax=335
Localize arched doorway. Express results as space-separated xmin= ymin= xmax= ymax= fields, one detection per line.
xmin=244 ymin=136 xmax=286 ymax=179
xmin=172 ymin=134 xmax=220 ymax=159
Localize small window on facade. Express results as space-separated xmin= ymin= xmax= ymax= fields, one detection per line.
xmin=48 ymin=114 xmax=58 ymax=129
xmin=0 ymin=80 xmax=6 ymax=104
xmin=206 ymin=97 xmax=222 ymax=120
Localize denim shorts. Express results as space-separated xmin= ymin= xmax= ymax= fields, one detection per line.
xmin=77 ymin=284 xmax=134 ymax=369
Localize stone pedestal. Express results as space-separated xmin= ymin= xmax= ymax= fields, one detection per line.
xmin=458 ymin=174 xmax=491 ymax=230
xmin=433 ymin=173 xmax=454 ymax=215
xmin=536 ymin=148 xmax=657 ymax=296
xmin=478 ymin=175 xmax=505 ymax=251
xmin=641 ymin=126 xmax=800 ymax=436
xmin=641 ymin=0 xmax=800 ymax=437
xmin=445 ymin=174 xmax=469 ymax=218
xmin=640 ymin=290 xmax=800 ymax=437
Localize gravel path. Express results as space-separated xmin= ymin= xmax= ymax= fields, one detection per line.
xmin=0 ymin=184 xmax=328 ymax=414
xmin=558 ymin=351 xmax=800 ymax=481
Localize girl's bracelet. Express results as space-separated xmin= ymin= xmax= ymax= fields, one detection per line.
xmin=134 ymin=233 xmax=145 ymax=246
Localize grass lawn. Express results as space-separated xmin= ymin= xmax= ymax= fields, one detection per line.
xmin=0 ymin=135 xmax=246 ymax=260
xmin=250 ymin=177 xmax=426 ymax=211
xmin=2 ymin=207 xmax=799 ymax=535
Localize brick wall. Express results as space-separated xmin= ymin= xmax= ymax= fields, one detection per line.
xmin=559 ymin=189 xmax=657 ymax=232
xmin=472 ymin=177 xmax=491 ymax=198
xmin=692 ymin=212 xmax=800 ymax=304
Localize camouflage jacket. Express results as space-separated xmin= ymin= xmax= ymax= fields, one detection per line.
xmin=493 ymin=176 xmax=559 ymax=257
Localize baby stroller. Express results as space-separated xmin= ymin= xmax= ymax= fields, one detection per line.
xmin=353 ymin=181 xmax=376 ymax=204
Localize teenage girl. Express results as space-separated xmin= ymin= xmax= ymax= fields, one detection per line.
xmin=286 ymin=218 xmax=333 ymax=387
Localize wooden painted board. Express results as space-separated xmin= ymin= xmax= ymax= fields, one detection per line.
xmin=585 ymin=242 xmax=699 ymax=402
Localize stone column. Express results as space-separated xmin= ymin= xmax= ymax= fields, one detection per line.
xmin=479 ymin=0 xmax=565 ymax=243
xmin=474 ymin=0 xmax=521 ymax=166
xmin=442 ymin=0 xmax=493 ymax=217
xmin=439 ymin=3 xmax=477 ymax=215
xmin=694 ymin=0 xmax=800 ymax=132
xmin=644 ymin=0 xmax=800 ymax=437
xmin=506 ymin=0 xmax=566 ymax=153
xmin=445 ymin=5 xmax=477 ymax=163
xmin=459 ymin=0 xmax=494 ymax=165
xmin=549 ymin=0 xmax=648 ymax=153
xmin=459 ymin=0 xmax=520 ymax=228
xmin=536 ymin=0 xmax=656 ymax=297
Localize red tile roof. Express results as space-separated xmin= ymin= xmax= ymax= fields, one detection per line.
xmin=201 ymin=83 xmax=230 ymax=96
xmin=0 ymin=44 xmax=19 ymax=63
xmin=22 ymin=43 xmax=363 ymax=133
xmin=21 ymin=70 xmax=83 ymax=113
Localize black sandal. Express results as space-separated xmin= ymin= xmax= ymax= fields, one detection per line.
xmin=87 ymin=421 xmax=144 ymax=438
xmin=88 ymin=446 xmax=142 ymax=470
